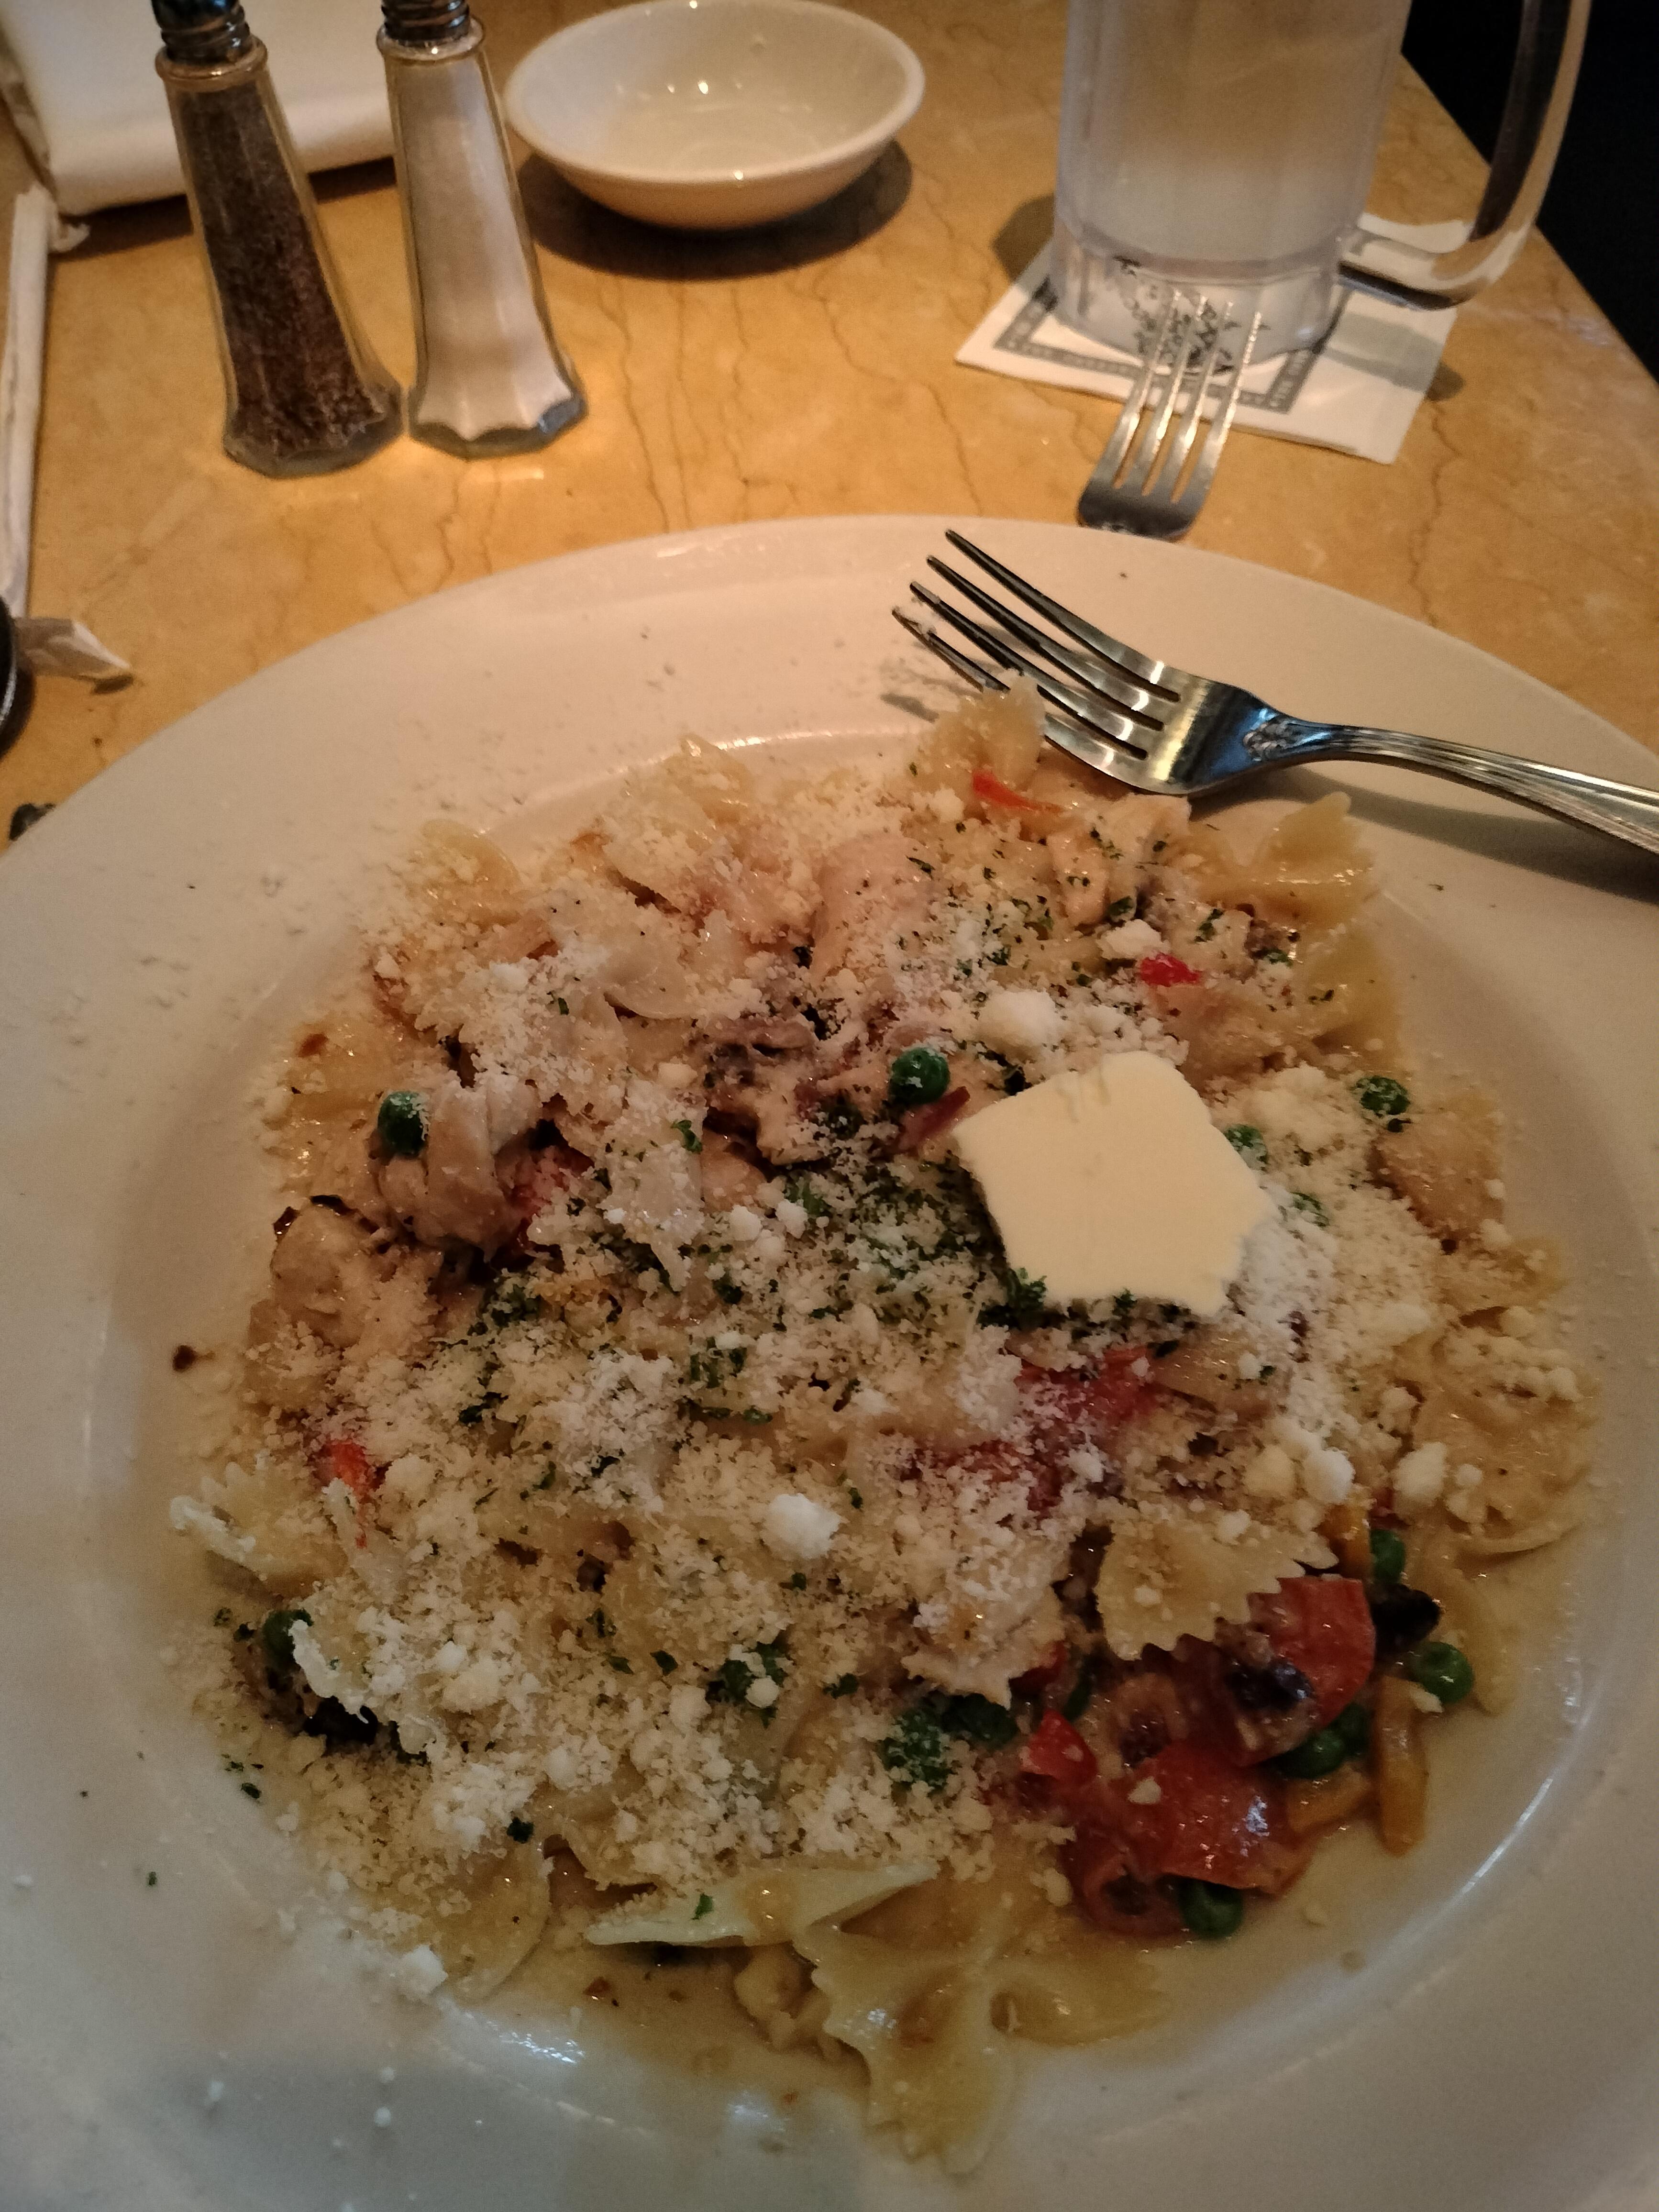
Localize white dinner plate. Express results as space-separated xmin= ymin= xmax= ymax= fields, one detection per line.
xmin=2 ymin=516 xmax=1656 ymax=2212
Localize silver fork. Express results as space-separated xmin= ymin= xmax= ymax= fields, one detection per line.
xmin=1076 ymin=292 xmax=1261 ymax=539
xmin=893 ymin=531 xmax=1659 ymax=857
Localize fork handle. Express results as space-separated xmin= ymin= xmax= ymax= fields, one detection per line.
xmin=1284 ymin=723 xmax=1659 ymax=858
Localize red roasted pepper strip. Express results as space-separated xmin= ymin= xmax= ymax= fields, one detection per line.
xmin=971 ymin=765 xmax=1063 ymax=818
xmin=1107 ymin=1740 xmax=1308 ymax=1893
xmin=310 ymin=1434 xmax=377 ymax=1501
xmin=1138 ymin=951 xmax=1204 ymax=987
xmin=1251 ymin=1576 xmax=1376 ymax=1733
xmin=1020 ymin=1711 xmax=1098 ymax=1792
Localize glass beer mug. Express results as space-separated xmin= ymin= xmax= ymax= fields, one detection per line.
xmin=1052 ymin=0 xmax=1592 ymax=362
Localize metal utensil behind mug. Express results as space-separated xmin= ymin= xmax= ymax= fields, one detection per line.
xmin=1076 ymin=291 xmax=1261 ymax=538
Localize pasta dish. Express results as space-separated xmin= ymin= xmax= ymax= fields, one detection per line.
xmin=169 ymin=686 xmax=1591 ymax=2171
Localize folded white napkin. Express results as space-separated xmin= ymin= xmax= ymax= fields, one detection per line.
xmin=957 ymin=218 xmax=1467 ymax=467
xmin=0 ymin=0 xmax=392 ymax=216
xmin=0 ymin=183 xmax=128 ymax=673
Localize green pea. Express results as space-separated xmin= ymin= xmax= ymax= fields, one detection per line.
xmin=1407 ymin=1641 xmax=1475 ymax=1707
xmin=376 ymin=1089 xmax=427 ymax=1157
xmin=1178 ymin=1880 xmax=1244 ymax=1940
xmin=1332 ymin=1701 xmax=1371 ymax=1758
xmin=1276 ymin=1725 xmax=1348 ymax=1780
xmin=1370 ymin=1526 xmax=1407 ymax=1586
xmin=888 ymin=1045 xmax=951 ymax=1111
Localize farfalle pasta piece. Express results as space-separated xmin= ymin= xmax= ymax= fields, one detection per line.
xmin=799 ymin=1858 xmax=1161 ymax=2175
xmin=1095 ymin=1506 xmax=1324 ymax=1659
xmin=586 ymin=1859 xmax=937 ymax=1948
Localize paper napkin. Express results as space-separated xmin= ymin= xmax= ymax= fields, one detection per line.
xmin=0 ymin=185 xmax=127 ymax=676
xmin=0 ymin=0 xmax=392 ymax=217
xmin=957 ymin=218 xmax=1467 ymax=467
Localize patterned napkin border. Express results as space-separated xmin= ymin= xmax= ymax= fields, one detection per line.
xmin=957 ymin=219 xmax=1466 ymax=466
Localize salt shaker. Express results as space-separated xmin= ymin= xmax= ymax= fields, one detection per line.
xmin=154 ymin=0 xmax=401 ymax=477
xmin=378 ymin=0 xmax=585 ymax=457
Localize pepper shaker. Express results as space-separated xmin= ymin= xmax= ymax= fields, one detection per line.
xmin=154 ymin=0 xmax=401 ymax=477
xmin=378 ymin=0 xmax=585 ymax=457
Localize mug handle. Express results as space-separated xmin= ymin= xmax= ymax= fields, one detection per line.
xmin=1337 ymin=0 xmax=1591 ymax=310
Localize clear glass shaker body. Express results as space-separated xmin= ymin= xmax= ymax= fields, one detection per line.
xmin=379 ymin=7 xmax=585 ymax=457
xmin=156 ymin=10 xmax=400 ymax=476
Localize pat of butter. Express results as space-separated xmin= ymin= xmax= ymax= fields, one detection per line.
xmin=952 ymin=1051 xmax=1272 ymax=1315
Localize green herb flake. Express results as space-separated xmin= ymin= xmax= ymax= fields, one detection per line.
xmin=982 ymin=1267 xmax=1050 ymax=1330
xmin=1291 ymin=1192 xmax=1331 ymax=1228
xmin=1354 ymin=1074 xmax=1411 ymax=1120
xmin=937 ymin=1692 xmax=1018 ymax=1749
xmin=507 ymin=1817 xmax=534 ymax=1843
xmin=1061 ymin=1659 xmax=1097 ymax=1722
xmin=693 ymin=1893 xmax=714 ymax=1920
xmin=879 ymin=1706 xmax=951 ymax=1793
xmin=240 ymin=1781 xmax=262 ymax=1801
xmin=1225 ymin=1124 xmax=1268 ymax=1165
xmin=826 ymin=1673 xmax=859 ymax=1698
xmin=1105 ymin=896 xmax=1136 ymax=923
xmin=146 ymin=1871 xmax=158 ymax=1887
xmin=672 ymin=1118 xmax=703 ymax=1153
xmin=259 ymin=1606 xmax=312 ymax=1672
xmin=652 ymin=1650 xmax=679 ymax=1674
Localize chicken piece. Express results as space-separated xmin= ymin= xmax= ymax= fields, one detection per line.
xmin=699 ymin=1131 xmax=769 ymax=1210
xmin=809 ymin=832 xmax=930 ymax=988
xmin=267 ymin=1204 xmax=389 ymax=1349
xmin=378 ymin=1077 xmax=520 ymax=1252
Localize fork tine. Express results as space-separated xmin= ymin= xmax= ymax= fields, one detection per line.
xmin=908 ymin=583 xmax=1149 ymax=755
xmin=923 ymin=555 xmax=1162 ymax=726
xmin=1175 ymin=310 xmax=1261 ymax=518
xmin=1086 ymin=288 xmax=1180 ymax=490
xmin=895 ymin=609 xmax=1155 ymax=794
xmin=943 ymin=530 xmax=1179 ymax=695
xmin=893 ymin=606 xmax=1005 ymax=694
xmin=1147 ymin=315 xmax=1226 ymax=504
xmin=1117 ymin=299 xmax=1198 ymax=498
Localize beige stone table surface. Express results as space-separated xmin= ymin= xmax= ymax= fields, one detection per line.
xmin=3 ymin=0 xmax=1657 ymax=832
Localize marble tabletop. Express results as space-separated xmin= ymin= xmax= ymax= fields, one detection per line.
xmin=3 ymin=0 xmax=1657 ymax=833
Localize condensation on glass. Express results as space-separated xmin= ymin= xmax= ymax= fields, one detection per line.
xmin=1053 ymin=0 xmax=1591 ymax=365
xmin=379 ymin=0 xmax=585 ymax=458
xmin=154 ymin=0 xmax=401 ymax=476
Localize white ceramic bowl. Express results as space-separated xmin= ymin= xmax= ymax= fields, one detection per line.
xmin=504 ymin=0 xmax=925 ymax=232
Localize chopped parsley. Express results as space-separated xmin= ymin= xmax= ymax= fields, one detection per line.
xmin=825 ymin=1673 xmax=859 ymax=1698
xmin=259 ymin=1607 xmax=311 ymax=1672
xmin=1225 ymin=1124 xmax=1269 ymax=1165
xmin=672 ymin=1119 xmax=703 ymax=1152
xmin=693 ymin=1892 xmax=714 ymax=1920
xmin=981 ymin=1267 xmax=1050 ymax=1330
xmin=507 ymin=1817 xmax=534 ymax=1843
xmin=1354 ymin=1075 xmax=1411 ymax=1120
